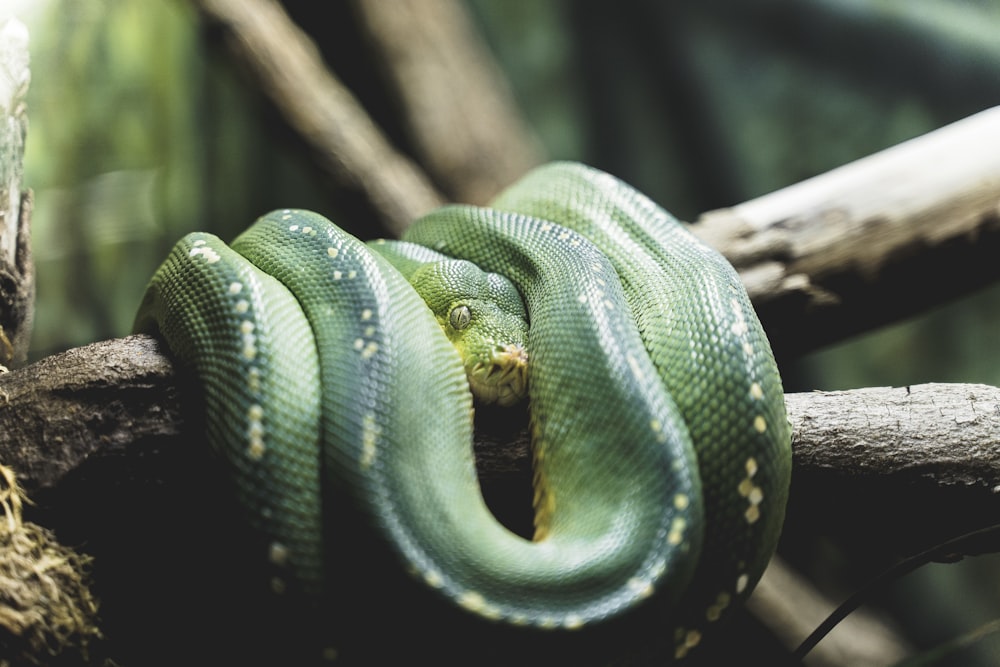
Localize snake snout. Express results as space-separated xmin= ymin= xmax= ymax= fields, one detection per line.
xmin=467 ymin=343 xmax=528 ymax=407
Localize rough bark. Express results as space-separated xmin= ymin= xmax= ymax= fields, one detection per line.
xmin=0 ymin=19 xmax=32 ymax=369
xmin=693 ymin=106 xmax=1000 ymax=358
xmin=5 ymin=339 xmax=985 ymax=665
xmin=3 ymin=337 xmax=998 ymax=559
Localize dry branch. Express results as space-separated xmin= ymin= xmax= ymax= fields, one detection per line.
xmin=3 ymin=337 xmax=999 ymax=558
xmin=350 ymin=0 xmax=545 ymax=204
xmin=1 ymin=339 xmax=983 ymax=665
xmin=694 ymin=106 xmax=1000 ymax=358
xmin=193 ymin=0 xmax=444 ymax=236
xmin=193 ymin=0 xmax=1000 ymax=360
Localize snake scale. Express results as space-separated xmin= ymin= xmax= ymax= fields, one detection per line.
xmin=134 ymin=162 xmax=791 ymax=663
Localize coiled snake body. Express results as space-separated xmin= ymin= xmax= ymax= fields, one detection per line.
xmin=135 ymin=162 xmax=791 ymax=662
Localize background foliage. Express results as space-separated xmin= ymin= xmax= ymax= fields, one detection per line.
xmin=6 ymin=0 xmax=1000 ymax=663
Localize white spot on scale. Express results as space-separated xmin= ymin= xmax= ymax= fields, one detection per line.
xmin=735 ymin=573 xmax=750 ymax=594
xmin=247 ymin=437 xmax=265 ymax=460
xmin=705 ymin=591 xmax=731 ymax=622
xmin=268 ymin=541 xmax=290 ymax=566
xmin=235 ymin=299 xmax=250 ymax=314
xmin=333 ymin=270 xmax=343 ymax=280
xmin=627 ymin=577 xmax=654 ymax=599
xmin=668 ymin=516 xmax=687 ymax=546
xmin=188 ymin=246 xmax=221 ymax=264
xmin=360 ymin=413 xmax=380 ymax=468
xmin=625 ymin=353 xmax=645 ymax=383
xmin=192 ymin=239 xmax=206 ymax=247
xmin=361 ymin=308 xmax=373 ymax=321
xmin=327 ymin=247 xmax=338 ymax=258
xmin=750 ymin=382 xmax=764 ymax=400
xmin=228 ymin=282 xmax=243 ymax=295
xmin=288 ymin=224 xmax=299 ymax=232
xmin=457 ymin=590 xmax=486 ymax=613
xmin=754 ymin=415 xmax=767 ymax=433
xmin=247 ymin=367 xmax=261 ymax=392
xmin=674 ymin=629 xmax=702 ymax=660
xmin=423 ymin=570 xmax=444 ymax=588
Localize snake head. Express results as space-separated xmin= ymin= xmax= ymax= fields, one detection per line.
xmin=410 ymin=260 xmax=529 ymax=406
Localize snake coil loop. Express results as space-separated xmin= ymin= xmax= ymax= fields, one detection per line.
xmin=136 ymin=162 xmax=791 ymax=663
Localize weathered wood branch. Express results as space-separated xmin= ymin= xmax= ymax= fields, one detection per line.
xmin=3 ymin=336 xmax=999 ymax=558
xmin=693 ymin=106 xmax=1000 ymax=358
xmin=349 ymin=0 xmax=545 ymax=204
xmin=1 ymin=338 xmax=986 ymax=665
xmin=193 ymin=0 xmax=444 ymax=237
xmin=191 ymin=0 xmax=1000 ymax=361
xmin=0 ymin=19 xmax=32 ymax=369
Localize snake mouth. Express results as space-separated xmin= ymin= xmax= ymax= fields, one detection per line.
xmin=467 ymin=343 xmax=529 ymax=407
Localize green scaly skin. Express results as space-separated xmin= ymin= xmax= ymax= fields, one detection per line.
xmin=134 ymin=163 xmax=791 ymax=662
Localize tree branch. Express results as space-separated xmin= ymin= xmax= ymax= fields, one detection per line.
xmin=190 ymin=0 xmax=1000 ymax=361
xmin=3 ymin=337 xmax=998 ymax=559
xmin=0 ymin=338 xmax=978 ymax=665
xmin=349 ymin=0 xmax=545 ymax=204
xmin=693 ymin=106 xmax=1000 ymax=358
xmin=192 ymin=0 xmax=444 ymax=237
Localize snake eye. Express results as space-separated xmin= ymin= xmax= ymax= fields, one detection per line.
xmin=449 ymin=305 xmax=471 ymax=330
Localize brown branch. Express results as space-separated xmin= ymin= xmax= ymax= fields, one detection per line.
xmin=693 ymin=106 xmax=1000 ymax=358
xmin=3 ymin=338 xmax=999 ymax=558
xmin=190 ymin=0 xmax=1000 ymax=362
xmin=0 ymin=339 xmax=984 ymax=664
xmin=349 ymin=0 xmax=545 ymax=204
xmin=192 ymin=0 xmax=444 ymax=236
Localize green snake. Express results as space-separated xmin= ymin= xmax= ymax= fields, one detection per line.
xmin=134 ymin=162 xmax=791 ymax=662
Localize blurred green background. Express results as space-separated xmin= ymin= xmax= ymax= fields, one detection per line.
xmin=6 ymin=0 xmax=1000 ymax=663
